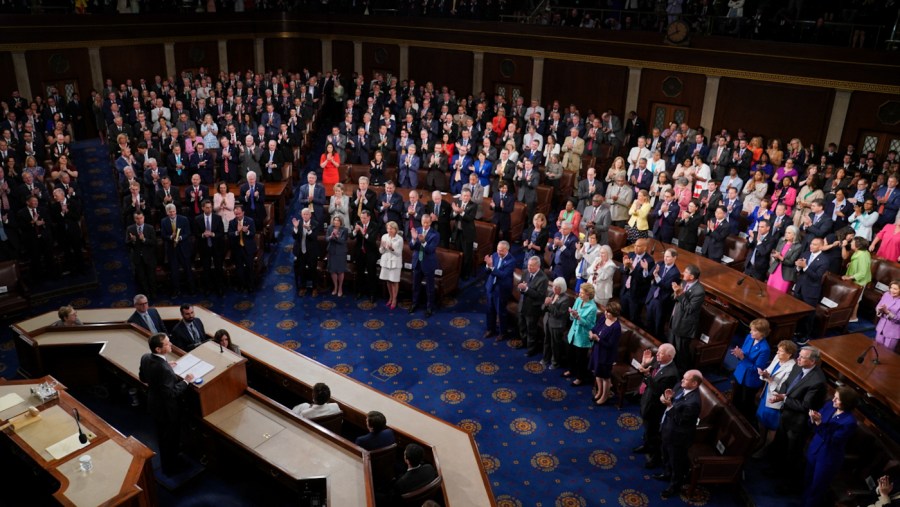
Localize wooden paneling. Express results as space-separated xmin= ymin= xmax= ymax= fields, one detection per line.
xmin=174 ymin=41 xmax=219 ymax=76
xmin=841 ymin=92 xmax=900 ymax=149
xmin=332 ymin=40 xmax=354 ymax=75
xmin=542 ymin=59 xmax=627 ymax=118
xmin=361 ymin=42 xmax=399 ymax=81
xmin=99 ymin=44 xmax=165 ymax=85
xmin=481 ymin=53 xmax=532 ymax=100
xmin=226 ymin=39 xmax=255 ymax=74
xmin=638 ymin=69 xmax=707 ymax=129
xmin=408 ymin=47 xmax=473 ymax=95
xmin=24 ymin=48 xmax=92 ymax=103
xmin=713 ymin=78 xmax=834 ymax=149
xmin=0 ymin=52 xmax=17 ymax=98
xmin=265 ymin=38 xmax=321 ymax=75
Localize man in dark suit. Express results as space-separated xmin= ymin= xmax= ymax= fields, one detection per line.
xmin=701 ymin=207 xmax=730 ymax=263
xmin=633 ymin=344 xmax=679 ymax=470
xmin=620 ymin=238 xmax=654 ymax=326
xmin=403 ymin=190 xmax=426 ymax=236
xmin=138 ymin=333 xmax=194 ymax=475
xmin=126 ymin=212 xmax=158 ymax=299
xmin=649 ymin=190 xmax=679 ymax=244
xmin=665 ymin=132 xmax=689 ymax=172
xmin=656 ymin=370 xmax=703 ymax=498
xmin=707 ymin=136 xmax=731 ymax=181
xmin=49 ymin=187 xmax=85 ymax=274
xmin=644 ymin=249 xmax=682 ymax=340
xmin=722 ymin=187 xmax=743 ymax=235
xmin=347 ymin=126 xmax=370 ymax=165
xmin=194 ymin=200 xmax=226 ymax=296
xmin=183 ymin=173 xmax=208 ymax=218
xmin=767 ymin=346 xmax=827 ymax=491
xmin=189 ymin=142 xmax=214 ymax=184
xmin=349 ymin=177 xmax=378 ymax=226
xmin=490 ymin=183 xmax=515 ymax=245
xmin=390 ymin=444 xmax=438 ymax=502
xmin=127 ymin=294 xmax=166 ymax=334
xmin=292 ymin=208 xmax=319 ymax=297
xmin=800 ymin=199 xmax=832 ymax=251
xmin=229 ymin=204 xmax=258 ymax=292
xmin=428 ymin=190 xmax=452 ymax=249
xmin=354 ymin=410 xmax=396 ymax=451
xmin=770 ymin=203 xmax=790 ymax=239
xmin=298 ymin=171 xmax=326 ymax=227
xmin=518 ymin=256 xmax=549 ymax=356
xmin=698 ymin=179 xmax=723 ymax=221
xmin=452 ymin=189 xmax=478 ymax=278
xmin=258 ymin=140 xmax=284 ymax=182
xmin=670 ymin=265 xmax=706 ymax=372
xmin=514 ymin=158 xmax=540 ymax=218
xmin=424 ymin=143 xmax=448 ymax=192
xmin=160 ymin=204 xmax=194 ymax=296
xmin=352 ymin=210 xmax=381 ymax=302
xmin=170 ymin=304 xmax=207 ymax=352
xmin=730 ymin=139 xmax=753 ymax=179
xmin=575 ymin=167 xmax=602 ymax=213
xmin=16 ymin=195 xmax=55 ymax=280
xmin=484 ymin=241 xmax=515 ymax=341
xmin=792 ymin=237 xmax=828 ymax=341
xmin=409 ymin=214 xmax=439 ymax=317
xmin=237 ymin=171 xmax=267 ymax=234
xmin=744 ymin=220 xmax=776 ymax=281
xmin=629 ymin=159 xmax=653 ymax=197
xmin=493 ymin=149 xmax=516 ymax=194
xmin=549 ymin=222 xmax=578 ymax=284
xmin=378 ymin=181 xmax=404 ymax=227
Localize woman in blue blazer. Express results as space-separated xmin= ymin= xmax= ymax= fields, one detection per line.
xmin=804 ymin=387 xmax=859 ymax=507
xmin=730 ymin=318 xmax=772 ymax=424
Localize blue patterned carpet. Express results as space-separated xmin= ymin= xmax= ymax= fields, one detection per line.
xmin=0 ymin=138 xmax=880 ymax=506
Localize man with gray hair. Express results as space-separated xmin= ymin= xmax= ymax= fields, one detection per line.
xmin=658 ymin=368 xmax=703 ymax=498
xmin=634 ymin=343 xmax=679 ymax=470
xmin=606 ymin=173 xmax=633 ymax=227
xmin=484 ymin=241 xmax=515 ymax=341
xmin=160 ymin=203 xmax=193 ymax=296
xmin=518 ymin=256 xmax=548 ymax=356
xmin=127 ymin=294 xmax=165 ymax=334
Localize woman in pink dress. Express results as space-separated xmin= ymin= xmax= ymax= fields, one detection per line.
xmin=770 ymin=176 xmax=798 ymax=216
xmin=870 ymin=216 xmax=900 ymax=263
xmin=767 ymin=226 xmax=802 ymax=294
xmin=213 ymin=181 xmax=235 ymax=232
xmin=875 ymin=281 xmax=900 ymax=351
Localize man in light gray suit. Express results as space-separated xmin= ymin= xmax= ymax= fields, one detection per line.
xmin=580 ymin=194 xmax=611 ymax=244
xmin=605 ymin=173 xmax=634 ymax=227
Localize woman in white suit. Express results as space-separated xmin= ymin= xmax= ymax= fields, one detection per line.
xmin=379 ymin=221 xmax=404 ymax=310
xmin=753 ymin=340 xmax=798 ymax=457
xmin=586 ymin=245 xmax=617 ymax=308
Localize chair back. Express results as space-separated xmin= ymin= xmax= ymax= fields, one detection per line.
xmin=311 ymin=412 xmax=343 ymax=435
xmin=401 ymin=474 xmax=443 ymax=506
xmin=368 ymin=442 xmax=398 ymax=486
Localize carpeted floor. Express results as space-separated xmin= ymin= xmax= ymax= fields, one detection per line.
xmin=0 ymin=138 xmax=880 ymax=507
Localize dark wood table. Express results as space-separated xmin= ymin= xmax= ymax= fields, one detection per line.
xmin=626 ymin=239 xmax=815 ymax=343
xmin=814 ymin=333 xmax=900 ymax=414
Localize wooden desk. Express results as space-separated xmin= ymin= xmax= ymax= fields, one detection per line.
xmin=0 ymin=377 xmax=155 ymax=507
xmin=627 ymin=239 xmax=815 ymax=342
xmin=814 ymin=334 xmax=900 ymax=414
xmin=13 ymin=307 xmax=495 ymax=506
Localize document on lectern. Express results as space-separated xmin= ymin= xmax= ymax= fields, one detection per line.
xmin=173 ymin=354 xmax=214 ymax=380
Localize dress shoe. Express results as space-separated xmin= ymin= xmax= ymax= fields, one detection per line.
xmin=408 ymin=305 xmax=418 ymax=314
xmin=651 ymin=473 xmax=671 ymax=482
xmin=644 ymin=458 xmax=661 ymax=469
xmin=425 ymin=309 xmax=433 ymax=317
xmin=632 ymin=445 xmax=648 ymax=454
xmin=661 ymin=485 xmax=681 ymax=499
xmin=298 ymin=289 xmax=306 ymax=297
xmin=311 ymin=289 xmax=318 ymax=297
xmin=494 ymin=335 xmax=507 ymax=342
xmin=483 ymin=331 xmax=497 ymax=339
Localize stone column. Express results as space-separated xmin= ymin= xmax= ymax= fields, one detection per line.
xmin=322 ymin=38 xmax=333 ymax=72
xmin=353 ymin=41 xmax=363 ymax=75
xmin=164 ymin=43 xmax=176 ymax=78
xmin=218 ymin=40 xmax=229 ymax=74
xmin=11 ymin=52 xmax=32 ymax=99
xmin=625 ymin=67 xmax=642 ymax=116
xmin=254 ymin=38 xmax=265 ymax=74
xmin=88 ymin=47 xmax=103 ymax=93
xmin=399 ymin=43 xmax=409 ymax=80
xmin=700 ymin=75 xmax=721 ymax=133
xmin=531 ymin=57 xmax=544 ymax=103
xmin=472 ymin=51 xmax=484 ymax=95
xmin=825 ymin=90 xmax=853 ymax=146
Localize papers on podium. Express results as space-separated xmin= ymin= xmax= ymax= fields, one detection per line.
xmin=173 ymin=354 xmax=214 ymax=380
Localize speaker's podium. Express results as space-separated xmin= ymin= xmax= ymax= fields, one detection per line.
xmin=174 ymin=340 xmax=248 ymax=417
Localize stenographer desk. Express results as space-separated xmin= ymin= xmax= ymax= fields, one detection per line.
xmin=13 ymin=306 xmax=495 ymax=506
xmin=0 ymin=376 xmax=155 ymax=507
xmin=626 ymin=240 xmax=814 ymax=342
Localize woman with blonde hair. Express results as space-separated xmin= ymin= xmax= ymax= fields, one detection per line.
xmin=326 ymin=216 xmax=349 ymax=297
xmin=626 ymin=190 xmax=652 ymax=243
xmin=328 ymin=183 xmax=350 ymax=229
xmin=748 ymin=136 xmax=764 ymax=163
xmin=604 ymin=156 xmax=627 ymax=186
xmin=565 ymin=283 xmax=598 ymax=387
xmin=379 ymin=221 xmax=403 ymax=309
xmin=587 ymin=245 xmax=616 ymax=307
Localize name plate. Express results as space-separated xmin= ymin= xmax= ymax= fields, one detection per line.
xmin=699 ymin=334 xmax=710 ymax=344
xmin=721 ymin=255 xmax=734 ymax=264
xmin=820 ymin=297 xmax=838 ymax=309
xmin=875 ymin=282 xmax=889 ymax=293
xmin=404 ymin=262 xmax=412 ymax=270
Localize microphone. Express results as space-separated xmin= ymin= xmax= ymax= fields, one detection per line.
xmin=650 ymin=242 xmax=656 ymax=256
xmin=219 ymin=340 xmax=224 ymax=353
xmin=73 ymin=408 xmax=88 ymax=444
xmin=856 ymin=345 xmax=880 ymax=365
xmin=737 ymin=275 xmax=765 ymax=297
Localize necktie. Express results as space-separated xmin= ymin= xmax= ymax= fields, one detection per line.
xmin=785 ymin=370 xmax=806 ymax=393
xmin=419 ymin=229 xmax=426 ymax=261
xmin=249 ymin=186 xmax=255 ymax=210
xmin=361 ymin=224 xmax=367 ymax=253
xmin=189 ymin=322 xmax=199 ymax=345
xmin=880 ymin=189 xmax=892 ymax=215
xmin=639 ymin=365 xmax=661 ymax=394
xmin=143 ymin=313 xmax=158 ymax=334
xmin=206 ymin=215 xmax=212 ymax=246
xmin=239 ymin=220 xmax=244 ymax=246
xmin=301 ymin=223 xmax=308 ymax=254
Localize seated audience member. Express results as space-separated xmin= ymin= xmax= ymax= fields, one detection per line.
xmin=170 ymin=303 xmax=207 ymax=352
xmin=212 ymin=329 xmax=241 ymax=355
xmin=292 ymin=382 xmax=342 ymax=420
xmin=51 ymin=305 xmax=82 ymax=326
xmin=391 ymin=444 xmax=438 ymax=501
xmin=127 ymin=294 xmax=166 ymax=334
xmin=355 ymin=410 xmax=396 ymax=450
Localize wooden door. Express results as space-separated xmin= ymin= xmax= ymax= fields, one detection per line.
xmin=494 ymin=82 xmax=524 ymax=105
xmin=42 ymin=79 xmax=79 ymax=103
xmin=858 ymin=130 xmax=900 ymax=160
xmin=650 ymin=102 xmax=690 ymax=131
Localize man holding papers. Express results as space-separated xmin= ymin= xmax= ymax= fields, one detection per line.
xmin=139 ymin=333 xmax=194 ymax=475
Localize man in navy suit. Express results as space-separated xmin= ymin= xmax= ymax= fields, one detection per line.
xmin=258 ymin=140 xmax=284 ymax=182
xmin=629 ymin=158 xmax=653 ymax=198
xmin=238 ymin=171 xmax=266 ymax=233
xmin=490 ymin=182 xmax=515 ymax=245
xmin=292 ymin=208 xmax=319 ymax=297
xmin=403 ymin=190 xmax=426 ymax=236
xmin=378 ymin=181 xmax=404 ymax=227
xmin=183 ymin=173 xmax=208 ymax=217
xmin=793 ymin=237 xmax=828 ymax=342
xmin=347 ymin=126 xmax=370 ymax=165
xmin=354 ymin=411 xmax=396 ymax=451
xmin=170 ymin=304 xmax=208 ymax=352
xmin=160 ymin=203 xmax=194 ymax=296
xmin=139 ymin=333 xmax=194 ymax=475
xmin=800 ymin=199 xmax=832 ymax=250
xmin=701 ymin=207 xmax=730 ymax=263
xmin=409 ymin=214 xmax=439 ymax=317
xmin=649 ymin=190 xmax=679 ymax=244
xmin=189 ymin=142 xmax=213 ymax=184
xmin=193 ymin=200 xmax=226 ymax=295
xmin=229 ymin=204 xmax=258 ymax=292
xmin=484 ymin=241 xmax=515 ymax=341
xmin=644 ymin=249 xmax=682 ymax=340
xmin=874 ymin=174 xmax=900 ymax=228
xmin=633 ymin=344 xmax=680 ymax=470
xmin=670 ymin=265 xmax=706 ymax=372
xmin=744 ymin=220 xmax=776 ymax=281
xmin=428 ymin=190 xmax=452 ymax=249
xmin=620 ymin=238 xmax=654 ymax=325
xmin=549 ymin=222 xmax=578 ymax=284
xmin=397 ymin=145 xmax=420 ymax=189
xmin=127 ymin=294 xmax=166 ymax=334
xmin=656 ymin=370 xmax=703 ymax=498
xmin=515 ymin=158 xmax=541 ymax=218
xmin=298 ymin=171 xmax=326 ymax=227
xmin=722 ymin=187 xmax=743 ymax=235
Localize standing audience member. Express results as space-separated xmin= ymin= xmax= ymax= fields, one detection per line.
xmin=633 ymin=344 xmax=679 ymax=470
xmin=194 ymin=200 xmax=225 ymax=296
xmin=292 ymin=208 xmax=319 ymax=297
xmin=730 ymin=318 xmax=772 ymax=424
xmin=484 ymin=241 xmax=515 ymax=341
xmin=670 ymin=265 xmax=706 ymax=372
xmin=586 ymin=245 xmax=617 ymax=307
xmin=793 ymin=237 xmax=828 ymax=342
xmin=875 ymin=280 xmax=900 ymax=351
xmin=409 ymin=213 xmax=438 ymax=317
xmin=644 ymin=248 xmax=681 ymax=340
xmin=753 ymin=340 xmax=797 ymax=458
xmin=326 ymin=216 xmax=349 ymax=297
xmin=518 ymin=256 xmax=549 ymax=357
xmin=619 ymin=238 xmax=653 ymax=325
xmin=803 ymin=387 xmax=859 ymax=507
xmin=565 ymin=283 xmax=598 ymax=387
xmin=588 ymin=301 xmax=622 ymax=406
xmin=379 ymin=221 xmax=403 ymax=310
xmin=352 ymin=210 xmax=381 ymax=302
xmin=841 ymin=236 xmax=871 ymax=322
xmin=657 ymin=370 xmax=704 ymax=499
xmin=126 ymin=211 xmax=157 ymax=298
xmin=229 ymin=204 xmax=258 ymax=292
xmin=542 ymin=277 xmax=571 ymax=370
